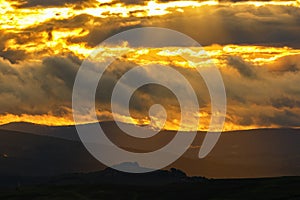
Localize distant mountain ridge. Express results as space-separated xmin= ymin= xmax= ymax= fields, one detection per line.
xmin=1 ymin=121 xmax=299 ymax=140
xmin=0 ymin=121 xmax=162 ymax=141
xmin=0 ymin=122 xmax=299 ymax=178
xmin=0 ymin=122 xmax=80 ymax=141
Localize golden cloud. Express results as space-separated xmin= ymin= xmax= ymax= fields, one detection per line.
xmin=1 ymin=0 xmax=300 ymax=131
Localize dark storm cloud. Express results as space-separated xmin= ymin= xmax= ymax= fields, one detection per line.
xmin=227 ymin=56 xmax=257 ymax=78
xmin=42 ymin=56 xmax=79 ymax=89
xmin=11 ymin=0 xmax=98 ymax=8
xmin=268 ymin=55 xmax=300 ymax=72
xmin=0 ymin=55 xmax=80 ymax=116
xmin=1 ymin=50 xmax=300 ymax=128
xmin=208 ymin=0 xmax=292 ymax=1
xmin=225 ymin=60 xmax=300 ymax=128
xmin=0 ymin=31 xmax=26 ymax=64
xmin=118 ymin=0 xmax=146 ymax=4
xmin=138 ymin=5 xmax=300 ymax=48
xmin=0 ymin=58 xmax=19 ymax=76
xmin=270 ymin=96 xmax=300 ymax=109
xmin=8 ymin=3 xmax=299 ymax=52
xmin=257 ymin=109 xmax=300 ymax=127
xmin=89 ymin=4 xmax=300 ymax=48
xmin=94 ymin=60 xmax=203 ymax=120
xmin=0 ymin=49 xmax=27 ymax=64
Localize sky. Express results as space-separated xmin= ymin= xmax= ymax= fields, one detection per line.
xmin=0 ymin=0 xmax=300 ymax=131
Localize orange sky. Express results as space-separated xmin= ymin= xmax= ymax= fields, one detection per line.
xmin=0 ymin=0 xmax=300 ymax=131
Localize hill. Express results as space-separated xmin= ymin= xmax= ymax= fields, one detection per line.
xmin=0 ymin=129 xmax=104 ymax=177
xmin=0 ymin=122 xmax=299 ymax=178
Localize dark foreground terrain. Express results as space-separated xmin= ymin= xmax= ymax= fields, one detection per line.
xmin=0 ymin=173 xmax=299 ymax=200
xmin=0 ymin=122 xmax=300 ymax=199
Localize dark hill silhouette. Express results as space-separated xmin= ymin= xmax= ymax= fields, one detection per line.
xmin=0 ymin=122 xmax=299 ymax=179
xmin=0 ymin=122 xmax=80 ymax=141
xmin=0 ymin=129 xmax=104 ymax=177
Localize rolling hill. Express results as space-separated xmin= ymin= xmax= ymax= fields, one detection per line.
xmin=0 ymin=122 xmax=299 ymax=179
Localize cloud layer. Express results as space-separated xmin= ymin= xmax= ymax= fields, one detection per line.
xmin=0 ymin=0 xmax=300 ymax=130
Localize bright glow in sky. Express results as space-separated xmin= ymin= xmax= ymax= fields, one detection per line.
xmin=1 ymin=0 xmax=300 ymax=131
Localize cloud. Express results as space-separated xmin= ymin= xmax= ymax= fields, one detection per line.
xmin=1 ymin=1 xmax=300 ymax=129
xmin=267 ymin=54 xmax=300 ymax=72
xmin=139 ymin=4 xmax=300 ymax=48
xmin=42 ymin=56 xmax=80 ymax=89
xmin=258 ymin=109 xmax=300 ymax=127
xmin=2 ymin=1 xmax=300 ymax=66
xmin=104 ymin=4 xmax=297 ymax=48
xmin=93 ymin=59 xmax=204 ymax=128
xmin=118 ymin=0 xmax=147 ymax=5
xmin=6 ymin=2 xmax=298 ymax=56
xmin=227 ymin=56 xmax=257 ymax=78
xmin=11 ymin=0 xmax=98 ymax=8
xmin=270 ymin=96 xmax=300 ymax=109
xmin=0 ymin=55 xmax=80 ymax=116
xmin=0 ymin=49 xmax=27 ymax=64
xmin=1 ymin=45 xmax=300 ymax=129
